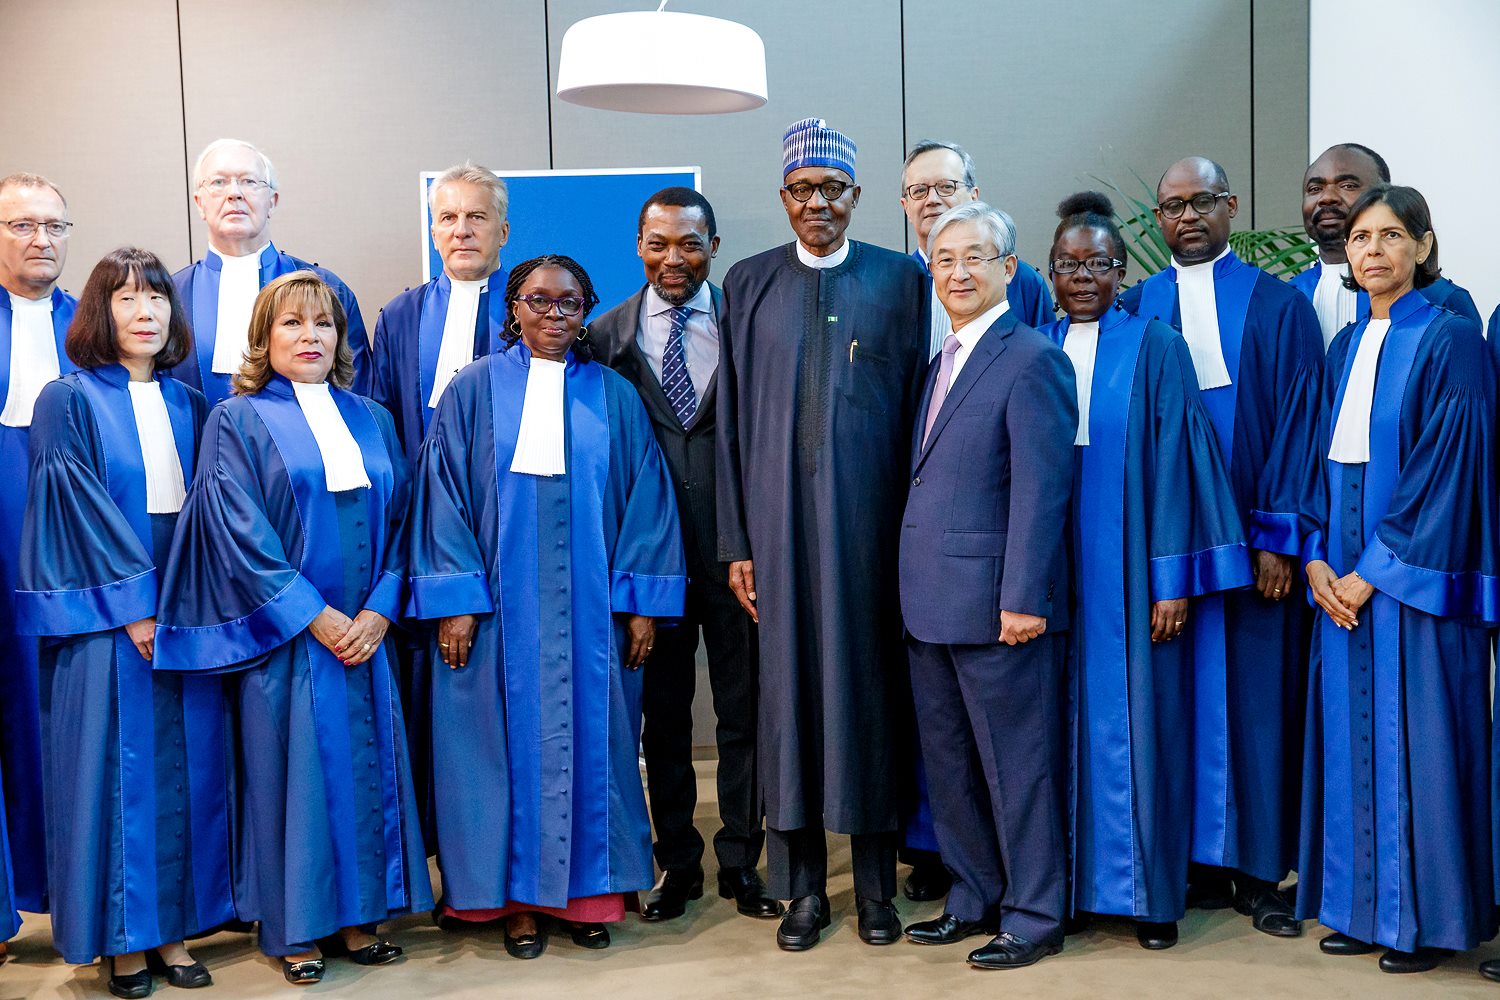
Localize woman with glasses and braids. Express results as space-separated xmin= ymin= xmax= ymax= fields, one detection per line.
xmin=408 ymin=254 xmax=685 ymax=959
xmin=1038 ymin=193 xmax=1251 ymax=951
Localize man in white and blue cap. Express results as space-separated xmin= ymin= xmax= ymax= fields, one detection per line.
xmin=716 ymin=117 xmax=929 ymax=951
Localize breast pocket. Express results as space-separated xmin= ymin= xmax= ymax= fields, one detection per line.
xmin=840 ymin=350 xmax=898 ymax=413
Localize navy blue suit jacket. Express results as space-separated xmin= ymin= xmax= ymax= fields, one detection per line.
xmin=898 ymin=308 xmax=1077 ymax=645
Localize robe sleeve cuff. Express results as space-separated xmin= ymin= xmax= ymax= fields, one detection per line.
xmin=13 ymin=568 xmax=158 ymax=637
xmin=362 ymin=571 xmax=405 ymax=621
xmin=1148 ymin=543 xmax=1254 ymax=600
xmin=1301 ymin=528 xmax=1328 ymax=570
xmin=1354 ymin=535 xmax=1500 ymax=622
xmin=610 ymin=571 xmax=687 ymax=618
xmin=1248 ymin=510 xmax=1302 ymax=557
xmin=405 ymin=571 xmax=494 ymax=620
xmin=155 ymin=573 xmax=327 ymax=672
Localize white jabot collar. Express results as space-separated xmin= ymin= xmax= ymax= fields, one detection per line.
xmin=429 ymin=275 xmax=488 ymax=408
xmin=1061 ymin=319 xmax=1101 ymax=446
xmin=209 ymin=242 xmax=271 ymax=376
xmin=1312 ymin=256 xmax=1358 ymax=350
xmin=510 ymin=357 xmax=567 ymax=476
xmin=796 ymin=240 xmax=850 ymax=269
xmin=126 ymin=380 xmax=187 ymax=513
xmin=1328 ymin=318 xmax=1391 ymax=464
xmin=645 ymin=282 xmax=711 ymax=317
xmin=1170 ymin=245 xmax=1234 ymax=390
xmin=290 ymin=380 xmax=372 ymax=492
xmin=1 ymin=291 xmax=60 ymax=427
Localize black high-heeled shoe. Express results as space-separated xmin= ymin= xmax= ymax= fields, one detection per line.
xmin=108 ymin=958 xmax=155 ymax=999
xmin=319 ymin=933 xmax=404 ymax=966
xmin=145 ymin=950 xmax=213 ymax=989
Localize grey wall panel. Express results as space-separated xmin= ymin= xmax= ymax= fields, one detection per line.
xmin=547 ymin=0 xmax=909 ymax=299
xmin=903 ymin=0 xmax=1257 ymax=274
xmin=0 ymin=0 xmax=190 ymax=291
xmin=177 ymin=0 xmax=553 ymax=317
xmin=1252 ymin=0 xmax=1311 ymax=229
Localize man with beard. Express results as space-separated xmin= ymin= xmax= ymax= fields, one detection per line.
xmin=1120 ymin=156 xmax=1322 ymax=941
xmin=592 ymin=187 xmax=779 ymax=924
xmin=1291 ymin=143 xmax=1481 ymax=348
xmin=717 ymin=118 xmax=928 ymax=950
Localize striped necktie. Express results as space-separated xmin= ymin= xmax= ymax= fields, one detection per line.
xmin=661 ymin=305 xmax=697 ymax=425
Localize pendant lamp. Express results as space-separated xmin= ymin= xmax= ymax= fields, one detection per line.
xmin=556 ymin=2 xmax=768 ymax=114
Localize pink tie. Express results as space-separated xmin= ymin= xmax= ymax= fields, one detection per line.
xmin=922 ymin=333 xmax=961 ymax=447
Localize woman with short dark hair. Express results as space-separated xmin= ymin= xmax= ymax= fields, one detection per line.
xmin=1300 ymin=185 xmax=1499 ymax=974
xmin=18 ymin=247 xmax=229 ymax=996
xmin=156 ymin=271 xmax=431 ymax=985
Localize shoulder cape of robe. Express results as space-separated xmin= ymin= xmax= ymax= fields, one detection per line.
xmin=16 ymin=367 xmax=231 ymax=962
xmin=718 ymin=241 xmax=928 ymax=834
xmin=154 ymin=379 xmax=430 ymax=954
xmin=1040 ymin=307 xmax=1252 ymax=920
xmin=1120 ymin=254 xmax=1323 ymax=880
xmin=169 ymin=245 xmax=370 ymax=406
xmin=406 ymin=344 xmax=686 ymax=910
xmin=1298 ymin=290 xmax=1499 ymax=952
xmin=0 ymin=287 xmax=77 ymax=915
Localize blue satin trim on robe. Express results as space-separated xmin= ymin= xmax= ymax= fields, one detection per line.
xmin=406 ymin=570 xmax=493 ymax=619
xmin=188 ymin=245 xmax=279 ymax=404
xmin=157 ymin=572 xmax=327 ymax=670
xmin=609 ymin=570 xmax=688 ymax=615
xmin=1148 ymin=543 xmax=1254 ymax=601
xmin=415 ymin=273 xmax=506 ymax=433
xmin=15 ymin=568 xmax=157 ymax=636
xmin=1247 ymin=509 xmax=1303 ymax=557
xmin=364 ymin=570 xmax=406 ymax=621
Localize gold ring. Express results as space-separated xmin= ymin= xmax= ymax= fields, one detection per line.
xmin=440 ymin=642 xmax=450 ymax=648
xmin=362 ymin=643 xmax=373 ymax=652
xmin=1174 ymin=620 xmax=1184 ymax=626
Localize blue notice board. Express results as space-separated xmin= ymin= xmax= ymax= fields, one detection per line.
xmin=420 ymin=167 xmax=701 ymax=317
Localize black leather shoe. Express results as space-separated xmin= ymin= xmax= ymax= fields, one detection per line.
xmin=1136 ymin=921 xmax=1178 ymax=950
xmin=856 ymin=897 xmax=903 ymax=945
xmin=280 ymin=959 xmax=324 ymax=986
xmin=1320 ymin=932 xmax=1376 ymax=956
xmin=568 ymin=922 xmax=611 ymax=949
xmin=717 ymin=867 xmax=783 ymax=918
xmin=1479 ymin=958 xmax=1500 ymax=982
xmin=776 ymin=894 xmax=831 ymax=951
xmin=903 ymin=860 xmax=953 ymax=902
xmin=1186 ymin=867 xmax=1235 ymax=910
xmin=108 ymin=962 xmax=155 ymax=999
xmin=1234 ymin=880 xmax=1302 ymax=938
xmin=347 ymin=940 xmax=402 ymax=966
xmin=967 ymin=931 xmax=1062 ymax=970
xmin=1379 ymin=947 xmax=1451 ymax=974
xmin=641 ymin=867 xmax=704 ymax=922
xmin=504 ymin=920 xmax=548 ymax=960
xmin=145 ymin=952 xmax=213 ymax=988
xmin=904 ymin=912 xmax=995 ymax=946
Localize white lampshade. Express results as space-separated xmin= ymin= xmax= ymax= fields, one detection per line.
xmin=556 ymin=11 xmax=768 ymax=115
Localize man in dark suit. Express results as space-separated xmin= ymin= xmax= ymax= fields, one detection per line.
xmin=897 ymin=202 xmax=1077 ymax=970
xmin=592 ymin=187 xmax=779 ymax=923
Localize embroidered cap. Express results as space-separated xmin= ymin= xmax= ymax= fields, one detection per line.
xmin=782 ymin=117 xmax=856 ymax=180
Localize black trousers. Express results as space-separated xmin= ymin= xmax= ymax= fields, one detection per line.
xmin=766 ymin=827 xmax=898 ymax=901
xmin=641 ymin=570 xmax=762 ymax=873
xmin=908 ymin=633 xmax=1067 ymax=945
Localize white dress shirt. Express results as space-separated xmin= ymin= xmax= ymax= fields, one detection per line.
xmin=2 ymin=292 xmax=60 ymax=428
xmin=1171 ymin=246 xmax=1234 ymax=390
xmin=510 ymin=357 xmax=567 ymax=477
xmin=1061 ymin=319 xmax=1100 ymax=446
xmin=1312 ymin=258 xmax=1359 ymax=350
xmin=796 ymin=240 xmax=850 ymax=269
xmin=638 ymin=283 xmax=717 ymax=398
xmin=210 ymin=244 xmax=269 ymax=375
xmin=290 ymin=380 xmax=372 ymax=492
xmin=949 ymin=298 xmax=1010 ymax=385
xmin=1328 ymin=317 xmax=1391 ymax=464
xmin=429 ymin=276 xmax=486 ymax=408
xmin=127 ymin=381 xmax=187 ymax=513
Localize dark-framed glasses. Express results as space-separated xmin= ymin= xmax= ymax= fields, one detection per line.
xmin=783 ymin=180 xmax=852 ymax=203
xmin=517 ymin=293 xmax=585 ymax=316
xmin=903 ymin=179 xmax=969 ymax=200
xmin=200 ymin=175 xmax=272 ymax=195
xmin=1157 ymin=192 xmax=1231 ymax=219
xmin=0 ymin=219 xmax=72 ymax=239
xmin=1051 ymin=256 xmax=1125 ymax=275
xmin=931 ymin=253 xmax=1003 ymax=274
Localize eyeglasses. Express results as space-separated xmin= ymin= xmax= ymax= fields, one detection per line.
xmin=0 ymin=219 xmax=72 ymax=239
xmin=1157 ymin=192 xmax=1231 ymax=219
xmin=931 ymin=253 xmax=1003 ymax=274
xmin=903 ymin=179 xmax=969 ymax=200
xmin=199 ymin=175 xmax=272 ymax=195
xmin=783 ymin=180 xmax=852 ymax=203
xmin=517 ymin=293 xmax=585 ymax=317
xmin=1051 ymin=256 xmax=1125 ymax=275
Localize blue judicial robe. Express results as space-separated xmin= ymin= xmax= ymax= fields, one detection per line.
xmin=1120 ymin=253 xmax=1323 ymax=882
xmin=0 ymin=287 xmax=77 ymax=915
xmin=0 ymin=761 xmax=14 ymax=942
xmin=913 ymin=249 xmax=1054 ymax=330
xmin=1297 ymin=291 xmax=1498 ymax=952
xmin=1290 ymin=261 xmax=1484 ymax=334
xmin=719 ymin=242 xmax=928 ymax=836
xmin=406 ymin=343 xmax=686 ymax=910
xmin=1488 ymin=303 xmax=1498 ymax=342
xmin=1040 ymin=307 xmax=1253 ymax=921
xmin=169 ymin=245 xmax=370 ymax=405
xmin=155 ymin=379 xmax=430 ymax=955
xmin=16 ymin=368 xmax=233 ymax=963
